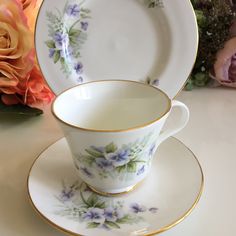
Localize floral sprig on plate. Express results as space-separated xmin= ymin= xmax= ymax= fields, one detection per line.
xmin=55 ymin=181 xmax=158 ymax=230
xmin=45 ymin=0 xmax=91 ymax=82
xmin=75 ymin=133 xmax=156 ymax=180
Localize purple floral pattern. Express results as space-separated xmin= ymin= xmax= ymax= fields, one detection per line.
xmin=55 ymin=181 xmax=158 ymax=230
xmin=75 ymin=133 xmax=156 ymax=180
xmin=45 ymin=1 xmax=91 ymax=79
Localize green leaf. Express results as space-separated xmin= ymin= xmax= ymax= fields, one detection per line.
xmin=69 ymin=28 xmax=81 ymax=37
xmin=85 ymin=148 xmax=104 ymax=158
xmin=0 ymin=101 xmax=43 ymax=116
xmin=105 ymin=221 xmax=121 ymax=229
xmin=116 ymin=165 xmax=126 ymax=173
xmin=105 ymin=142 xmax=117 ymax=153
xmin=116 ymin=215 xmax=131 ymax=224
xmin=95 ymin=201 xmax=106 ymax=209
xmin=45 ymin=40 xmax=56 ymax=48
xmin=82 ymin=155 xmax=96 ymax=165
xmin=53 ymin=50 xmax=60 ymax=63
xmin=81 ymin=8 xmax=91 ymax=14
xmin=80 ymin=13 xmax=91 ymax=19
xmin=60 ymin=57 xmax=65 ymax=64
xmin=87 ymin=222 xmax=100 ymax=228
xmin=87 ymin=194 xmax=99 ymax=207
xmin=127 ymin=162 xmax=137 ymax=173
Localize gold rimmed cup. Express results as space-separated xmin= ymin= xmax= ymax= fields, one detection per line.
xmin=52 ymin=80 xmax=189 ymax=195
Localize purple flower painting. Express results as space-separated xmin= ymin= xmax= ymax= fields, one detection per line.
xmin=45 ymin=0 xmax=91 ymax=80
xmin=56 ymin=181 xmax=158 ymax=231
xmin=76 ymin=133 xmax=156 ymax=180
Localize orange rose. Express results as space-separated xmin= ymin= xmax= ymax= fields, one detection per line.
xmin=0 ymin=0 xmax=34 ymax=93
xmin=2 ymin=66 xmax=54 ymax=106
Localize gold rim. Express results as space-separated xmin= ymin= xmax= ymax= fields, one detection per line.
xmin=34 ymin=0 xmax=198 ymax=99
xmin=52 ymin=80 xmax=171 ymax=133
xmin=174 ymin=0 xmax=199 ymax=99
xmin=144 ymin=138 xmax=204 ymax=236
xmin=27 ymin=137 xmax=204 ymax=236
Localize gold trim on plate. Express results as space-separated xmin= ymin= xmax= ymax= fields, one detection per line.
xmin=174 ymin=0 xmax=199 ymax=99
xmin=34 ymin=0 xmax=199 ymax=99
xmin=27 ymin=137 xmax=204 ymax=236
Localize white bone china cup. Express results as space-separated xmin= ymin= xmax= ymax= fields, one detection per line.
xmin=52 ymin=80 xmax=189 ymax=195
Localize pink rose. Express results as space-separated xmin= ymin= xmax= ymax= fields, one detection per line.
xmin=212 ymin=37 xmax=236 ymax=88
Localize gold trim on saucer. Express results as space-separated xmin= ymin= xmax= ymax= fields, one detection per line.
xmin=27 ymin=136 xmax=204 ymax=236
xmin=143 ymin=137 xmax=204 ymax=236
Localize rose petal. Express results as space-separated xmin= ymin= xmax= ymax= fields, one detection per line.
xmin=1 ymin=94 xmax=20 ymax=105
xmin=214 ymin=37 xmax=236 ymax=85
xmin=0 ymin=22 xmax=19 ymax=58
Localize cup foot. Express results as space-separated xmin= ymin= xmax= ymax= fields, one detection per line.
xmin=87 ymin=183 xmax=139 ymax=197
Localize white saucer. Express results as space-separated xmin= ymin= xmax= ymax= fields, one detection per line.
xmin=27 ymin=137 xmax=203 ymax=236
xmin=35 ymin=0 xmax=198 ymax=98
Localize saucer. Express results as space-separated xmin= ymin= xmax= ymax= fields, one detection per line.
xmin=35 ymin=0 xmax=198 ymax=98
xmin=27 ymin=137 xmax=203 ymax=236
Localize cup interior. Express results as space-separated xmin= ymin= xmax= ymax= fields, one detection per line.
xmin=53 ymin=80 xmax=170 ymax=131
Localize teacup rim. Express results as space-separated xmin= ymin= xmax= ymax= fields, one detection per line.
xmin=52 ymin=80 xmax=171 ymax=133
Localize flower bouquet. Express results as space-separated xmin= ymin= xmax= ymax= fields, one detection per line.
xmin=186 ymin=0 xmax=236 ymax=90
xmin=0 ymin=0 xmax=54 ymax=116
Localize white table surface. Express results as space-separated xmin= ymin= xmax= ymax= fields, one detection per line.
xmin=0 ymin=87 xmax=235 ymax=236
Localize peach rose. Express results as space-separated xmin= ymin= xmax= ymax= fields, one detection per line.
xmin=0 ymin=0 xmax=34 ymax=92
xmin=19 ymin=0 xmax=43 ymax=33
xmin=20 ymin=0 xmax=37 ymax=10
xmin=212 ymin=37 xmax=236 ymax=88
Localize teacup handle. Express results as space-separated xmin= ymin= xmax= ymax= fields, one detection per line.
xmin=157 ymin=100 xmax=189 ymax=145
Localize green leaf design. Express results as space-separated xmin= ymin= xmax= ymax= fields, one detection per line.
xmin=105 ymin=142 xmax=117 ymax=153
xmin=105 ymin=221 xmax=121 ymax=229
xmin=80 ymin=13 xmax=91 ymax=19
xmin=127 ymin=162 xmax=137 ymax=173
xmin=53 ymin=50 xmax=60 ymax=63
xmin=60 ymin=57 xmax=65 ymax=64
xmin=0 ymin=101 xmax=43 ymax=116
xmin=69 ymin=28 xmax=81 ymax=38
xmin=80 ymin=155 xmax=96 ymax=165
xmin=85 ymin=148 xmax=104 ymax=158
xmin=81 ymin=8 xmax=91 ymax=14
xmin=45 ymin=40 xmax=56 ymax=48
xmin=116 ymin=165 xmax=126 ymax=173
xmin=87 ymin=222 xmax=100 ymax=228
xmin=95 ymin=201 xmax=106 ymax=209
xmin=116 ymin=215 xmax=133 ymax=224
xmin=87 ymin=194 xmax=99 ymax=207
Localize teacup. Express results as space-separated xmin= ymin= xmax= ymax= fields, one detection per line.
xmin=52 ymin=80 xmax=189 ymax=195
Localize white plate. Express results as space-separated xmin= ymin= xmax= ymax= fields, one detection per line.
xmin=35 ymin=0 xmax=198 ymax=98
xmin=27 ymin=137 xmax=203 ymax=236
